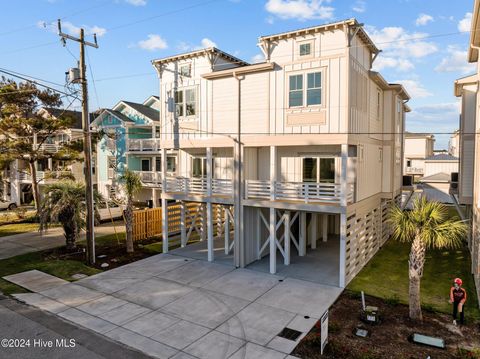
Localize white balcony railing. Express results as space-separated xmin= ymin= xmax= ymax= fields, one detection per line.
xmin=405 ymin=167 xmax=423 ymax=174
xmin=133 ymin=171 xmax=162 ymax=187
xmin=245 ymin=180 xmax=354 ymax=204
xmin=39 ymin=143 xmax=63 ymax=152
xmin=127 ymin=138 xmax=161 ymax=152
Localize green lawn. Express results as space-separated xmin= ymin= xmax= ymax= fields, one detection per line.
xmin=0 ymin=250 xmax=100 ymax=295
xmin=348 ymin=240 xmax=480 ymax=321
xmin=0 ymin=222 xmax=40 ymax=237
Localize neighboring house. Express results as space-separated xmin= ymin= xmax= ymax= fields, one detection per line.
xmin=92 ymin=96 xmax=160 ymax=203
xmin=418 ymin=154 xmax=459 ymax=204
xmin=403 ymin=132 xmax=435 ymax=180
xmin=449 ymin=130 xmax=460 ymax=157
xmin=454 ymin=0 xmax=480 ymax=305
xmin=2 ymin=108 xmax=94 ymax=205
xmin=149 ymin=19 xmax=410 ymax=288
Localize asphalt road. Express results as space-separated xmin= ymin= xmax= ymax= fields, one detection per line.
xmin=0 ymin=294 xmax=151 ymax=359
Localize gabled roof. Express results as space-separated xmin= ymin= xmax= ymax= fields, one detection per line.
xmin=419 ymin=172 xmax=451 ymax=182
xmin=369 ymin=71 xmax=410 ymax=101
xmin=40 ymin=108 xmax=95 ymax=129
xmin=120 ymin=101 xmax=159 ymax=122
xmin=425 ymin=154 xmax=459 ymax=161
xmin=151 ymin=47 xmax=248 ymax=67
xmin=258 ymin=18 xmax=379 ymax=55
xmin=92 ymin=109 xmax=135 ymax=126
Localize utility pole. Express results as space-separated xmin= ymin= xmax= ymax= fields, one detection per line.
xmin=57 ymin=20 xmax=98 ymax=265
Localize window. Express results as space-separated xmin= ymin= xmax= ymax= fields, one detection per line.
xmin=174 ymin=90 xmax=184 ymax=117
xmin=299 ymin=43 xmax=311 ymax=56
xmin=174 ymin=88 xmax=197 ymax=118
xmin=397 ymin=99 xmax=402 ymax=113
xmin=180 ymin=64 xmax=191 ymax=77
xmin=155 ymin=126 xmax=160 ymax=138
xmin=289 ymin=74 xmax=303 ymax=107
xmin=307 ymin=72 xmax=322 ymax=106
xmin=185 ymin=89 xmax=196 ymax=116
xmin=406 ymin=160 xmax=412 ymax=167
xmin=155 ymin=157 xmax=161 ymax=172
xmin=379 ymin=148 xmax=383 ymax=162
xmin=192 ymin=158 xmax=207 ymax=178
xmin=167 ymin=156 xmax=176 ymax=172
xmin=107 ymin=157 xmax=116 ymax=179
xmin=141 ymin=159 xmax=151 ymax=172
xmin=302 ymin=157 xmax=335 ymax=183
xmin=289 ymin=72 xmax=322 ymax=108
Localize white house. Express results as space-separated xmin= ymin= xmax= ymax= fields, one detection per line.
xmin=454 ymin=0 xmax=480 ymax=305
xmin=403 ymin=132 xmax=435 ymax=180
xmin=140 ymin=18 xmax=410 ymax=288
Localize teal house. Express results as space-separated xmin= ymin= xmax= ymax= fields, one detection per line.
xmin=92 ymin=96 xmax=162 ymax=204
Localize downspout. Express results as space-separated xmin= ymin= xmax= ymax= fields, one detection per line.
xmin=232 ymin=71 xmax=244 ymax=267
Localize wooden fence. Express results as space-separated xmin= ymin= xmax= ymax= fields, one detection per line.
xmin=131 ymin=202 xmax=226 ymax=242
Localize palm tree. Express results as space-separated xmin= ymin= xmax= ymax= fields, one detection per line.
xmin=388 ymin=197 xmax=468 ymax=321
xmin=120 ymin=169 xmax=142 ymax=253
xmin=40 ymin=181 xmax=102 ymax=251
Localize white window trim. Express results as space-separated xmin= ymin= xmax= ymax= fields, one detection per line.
xmin=287 ymin=69 xmax=325 ymax=109
xmin=179 ymin=63 xmax=192 ymax=77
xmin=175 ymin=86 xmax=198 ymax=120
xmin=297 ymin=39 xmax=314 ymax=59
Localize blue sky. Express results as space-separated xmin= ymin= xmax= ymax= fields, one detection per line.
xmin=0 ymin=0 xmax=475 ymax=148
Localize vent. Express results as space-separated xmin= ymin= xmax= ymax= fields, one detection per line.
xmin=277 ymin=327 xmax=302 ymax=341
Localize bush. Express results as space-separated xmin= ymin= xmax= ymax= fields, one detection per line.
xmin=457 ymin=347 xmax=480 ymax=359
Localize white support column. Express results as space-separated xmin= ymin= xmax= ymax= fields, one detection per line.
xmin=269 ymin=207 xmax=276 ymax=274
xmin=207 ymin=202 xmax=214 ymax=262
xmin=299 ymin=211 xmax=306 ymax=256
xmin=340 ymin=144 xmax=348 ymax=207
xmin=47 ymin=158 xmax=53 ymax=171
xmin=206 ymin=147 xmax=212 ymax=196
xmin=201 ymin=204 xmax=207 ymax=242
xmin=256 ymin=208 xmax=261 ymax=259
xmin=161 ymin=148 xmax=168 ymax=253
xmin=152 ymin=189 xmax=158 ymax=208
xmin=322 ymin=214 xmax=328 ymax=242
xmin=284 ymin=211 xmax=290 ymax=265
xmin=310 ymin=213 xmax=317 ymax=249
xmin=270 ymin=146 xmax=277 ymax=201
xmin=339 ymin=213 xmax=347 ymax=287
xmin=180 ymin=201 xmax=187 ymax=247
xmin=224 ymin=207 xmax=230 ymax=255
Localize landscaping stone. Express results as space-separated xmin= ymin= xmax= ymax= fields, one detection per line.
xmin=71 ymin=273 xmax=88 ymax=280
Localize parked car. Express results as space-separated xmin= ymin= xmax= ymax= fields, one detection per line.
xmin=95 ymin=201 xmax=125 ymax=224
xmin=0 ymin=200 xmax=17 ymax=211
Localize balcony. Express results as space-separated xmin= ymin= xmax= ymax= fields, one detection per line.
xmin=38 ymin=143 xmax=65 ymax=153
xmin=245 ymin=180 xmax=354 ymax=204
xmin=165 ymin=177 xmax=233 ymax=196
xmin=127 ymin=138 xmax=161 ymax=152
xmin=133 ymin=171 xmax=161 ymax=187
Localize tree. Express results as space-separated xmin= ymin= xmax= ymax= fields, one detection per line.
xmin=0 ymin=78 xmax=82 ymax=212
xmin=40 ymin=181 xmax=102 ymax=251
xmin=388 ymin=197 xmax=468 ymax=321
xmin=120 ymin=169 xmax=142 ymax=253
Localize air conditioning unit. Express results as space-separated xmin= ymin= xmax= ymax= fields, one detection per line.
xmin=68 ymin=68 xmax=81 ymax=84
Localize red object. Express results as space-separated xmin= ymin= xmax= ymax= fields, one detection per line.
xmin=454 ymin=278 xmax=463 ymax=286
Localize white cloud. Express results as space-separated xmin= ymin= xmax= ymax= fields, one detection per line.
xmin=367 ymin=26 xmax=438 ymax=72
xmin=458 ymin=12 xmax=472 ymax=33
xmin=373 ymin=57 xmax=414 ymax=72
xmin=415 ymin=13 xmax=433 ymax=26
xmin=177 ymin=38 xmax=217 ymax=51
xmin=352 ymin=0 xmax=366 ymax=13
xmin=395 ymin=79 xmax=433 ymax=98
xmin=265 ymin=0 xmax=334 ymax=21
xmin=435 ymin=46 xmax=475 ymax=74
xmin=125 ymin=0 xmax=146 ymax=5
xmin=251 ymin=53 xmax=265 ymax=63
xmin=138 ymin=34 xmax=168 ymax=51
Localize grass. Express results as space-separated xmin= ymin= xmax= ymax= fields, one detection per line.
xmin=0 ymin=222 xmax=41 ymax=237
xmin=348 ymin=240 xmax=480 ymax=321
xmin=0 ymin=250 xmax=100 ymax=295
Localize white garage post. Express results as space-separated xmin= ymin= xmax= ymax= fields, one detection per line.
xmin=206 ymin=147 xmax=214 ymax=262
xmin=161 ymin=148 xmax=168 ymax=253
xmin=310 ymin=213 xmax=317 ymax=249
xmin=224 ymin=207 xmax=230 ymax=254
xmin=269 ymin=145 xmax=277 ymax=274
xmin=322 ymin=214 xmax=328 ymax=242
xmin=284 ymin=210 xmax=290 ymax=265
xmin=180 ymin=201 xmax=187 ymax=247
xmin=339 ymin=213 xmax=347 ymax=287
xmin=299 ymin=211 xmax=306 ymax=256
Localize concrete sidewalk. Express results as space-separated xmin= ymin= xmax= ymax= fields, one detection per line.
xmin=0 ymin=222 xmax=125 ymax=260
xmin=4 ymin=254 xmax=342 ymax=359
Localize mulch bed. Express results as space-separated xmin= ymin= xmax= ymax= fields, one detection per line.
xmin=42 ymin=238 xmax=161 ymax=270
xmin=293 ymin=292 xmax=480 ymax=359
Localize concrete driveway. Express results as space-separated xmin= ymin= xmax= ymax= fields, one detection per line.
xmin=4 ymin=253 xmax=342 ymax=359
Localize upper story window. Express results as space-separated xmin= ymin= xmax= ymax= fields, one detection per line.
xmin=289 ymin=71 xmax=322 ymax=108
xmin=376 ymin=89 xmax=382 ymax=120
xmin=299 ymin=43 xmax=311 ymax=56
xmin=180 ymin=64 xmax=191 ymax=77
xmin=175 ymin=88 xmax=197 ymax=118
